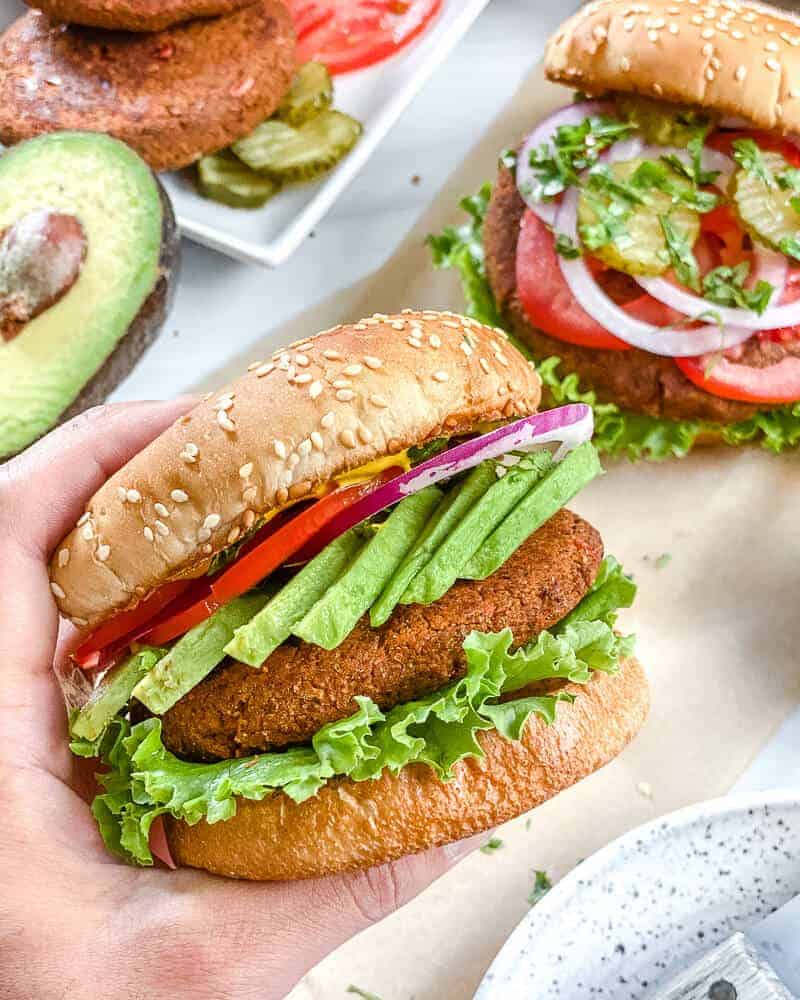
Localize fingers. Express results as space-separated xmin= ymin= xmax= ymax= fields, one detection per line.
xmin=0 ymin=397 xmax=196 ymax=561
xmin=158 ymin=835 xmax=486 ymax=1000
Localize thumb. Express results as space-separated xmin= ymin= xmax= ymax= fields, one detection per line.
xmin=159 ymin=836 xmax=487 ymax=1000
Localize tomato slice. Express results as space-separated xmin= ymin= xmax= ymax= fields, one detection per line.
xmin=675 ymin=353 xmax=800 ymax=403
xmin=288 ymin=0 xmax=442 ymax=75
xmin=708 ymin=129 xmax=800 ymax=167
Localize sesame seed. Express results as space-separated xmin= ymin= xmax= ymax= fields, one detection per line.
xmin=154 ymin=502 xmax=169 ymax=518
xmin=702 ymin=41 xmax=713 ymax=54
xmin=460 ymin=340 xmax=474 ymax=357
xmin=202 ymin=543 xmax=213 ymax=556
xmin=228 ymin=527 xmax=241 ymax=545
xmin=354 ymin=323 xmax=367 ymax=331
xmin=321 ymin=411 xmax=335 ymax=429
xmin=407 ymin=336 xmax=422 ymax=348
xmin=429 ymin=334 xmax=442 ymax=348
xmin=298 ymin=438 xmax=312 ymax=457
xmin=198 ymin=527 xmax=211 ymax=543
xmin=116 ymin=487 xmax=127 ymax=502
xmin=620 ymin=55 xmax=631 ymax=71
xmin=50 ymin=581 xmax=66 ymax=600
xmin=370 ymin=393 xmax=389 ymax=408
xmin=701 ymin=26 xmax=714 ymax=38
xmin=339 ymin=429 xmax=357 ymax=448
xmin=243 ymin=509 xmax=256 ymax=529
xmin=295 ymin=354 xmax=309 ymax=367
xmin=496 ymin=354 xmax=510 ymax=368
xmin=364 ymin=356 xmax=382 ymax=369
xmin=184 ymin=443 xmax=199 ymax=458
xmin=479 ymin=358 xmax=491 ymax=374
xmin=247 ymin=361 xmax=263 ymax=372
xmin=592 ymin=23 xmax=607 ymax=41
xmin=705 ymin=66 xmax=715 ymax=81
xmin=275 ymin=488 xmax=289 ymax=504
xmin=653 ymin=82 xmax=664 ymax=95
xmin=624 ymin=16 xmax=636 ymax=30
xmin=213 ymin=397 xmax=233 ymax=411
xmin=766 ymin=57 xmax=780 ymax=71
xmin=144 ymin=526 xmax=155 ymax=542
xmin=648 ymin=29 xmax=658 ymax=41
xmin=217 ymin=411 xmax=236 ymax=432
xmin=731 ymin=28 xmax=743 ymax=38
xmin=765 ymin=39 xmax=779 ymax=52
xmin=77 ymin=512 xmax=91 ymax=526
xmin=96 ymin=544 xmax=111 ymax=562
xmin=255 ymin=363 xmax=274 ymax=378
xmin=155 ymin=520 xmax=169 ymax=536
xmin=442 ymin=320 xmax=460 ymax=329
xmin=274 ymin=440 xmax=287 ymax=460
xmin=358 ymin=426 xmax=374 ymax=444
xmin=242 ymin=486 xmax=258 ymax=504
xmin=82 ymin=523 xmax=94 ymax=540
xmin=766 ymin=22 xmax=775 ymax=33
xmin=669 ymin=21 xmax=679 ymax=33
xmin=343 ymin=363 xmax=363 ymax=376
xmin=58 ymin=548 xmax=70 ymax=568
xmin=239 ymin=463 xmax=254 ymax=479
xmin=333 ymin=379 xmax=351 ymax=389
xmin=432 ymin=371 xmax=450 ymax=383
xmin=710 ymin=55 xmax=721 ymax=69
xmin=336 ymin=389 xmax=355 ymax=402
xmin=735 ymin=64 xmax=747 ymax=80
xmin=171 ymin=489 xmax=189 ymax=503
xmin=287 ymin=453 xmax=299 ymax=470
xmin=391 ymin=321 xmax=405 ymax=330
xmin=293 ymin=372 xmax=313 ymax=384
xmin=307 ymin=380 xmax=323 ymax=400
xmin=324 ymin=349 xmax=342 ymax=360
xmin=311 ymin=431 xmax=324 ymax=450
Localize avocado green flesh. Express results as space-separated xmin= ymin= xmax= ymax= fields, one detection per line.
xmin=70 ymin=647 xmax=164 ymax=742
xmin=225 ymin=529 xmax=364 ymax=667
xmin=0 ymin=132 xmax=163 ymax=458
xmin=132 ymin=592 xmax=270 ymax=715
xmin=292 ymin=487 xmax=443 ymax=650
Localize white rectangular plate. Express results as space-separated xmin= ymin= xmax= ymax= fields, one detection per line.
xmin=0 ymin=0 xmax=489 ymax=266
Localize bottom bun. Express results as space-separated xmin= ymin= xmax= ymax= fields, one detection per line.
xmin=166 ymin=656 xmax=649 ymax=880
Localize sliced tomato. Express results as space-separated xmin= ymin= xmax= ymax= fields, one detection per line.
xmin=288 ymin=0 xmax=442 ymax=75
xmin=708 ymin=129 xmax=800 ymax=167
xmin=675 ymin=354 xmax=800 ymax=403
xmin=140 ymin=581 xmax=216 ymax=646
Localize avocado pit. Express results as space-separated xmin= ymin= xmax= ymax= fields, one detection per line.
xmin=0 ymin=209 xmax=86 ymax=342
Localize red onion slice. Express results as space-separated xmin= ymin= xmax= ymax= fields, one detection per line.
xmin=554 ymin=187 xmax=753 ymax=356
xmin=302 ymin=405 xmax=594 ymax=554
xmin=516 ymin=101 xmax=616 ymax=225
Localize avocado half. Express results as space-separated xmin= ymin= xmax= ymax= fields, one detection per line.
xmin=0 ymin=131 xmax=180 ymax=460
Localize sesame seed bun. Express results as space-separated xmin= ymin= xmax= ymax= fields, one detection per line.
xmin=546 ymin=0 xmax=800 ymax=135
xmin=0 ymin=1 xmax=295 ymax=172
xmin=50 ymin=311 xmax=542 ymax=629
xmin=164 ymin=654 xmax=649 ymax=880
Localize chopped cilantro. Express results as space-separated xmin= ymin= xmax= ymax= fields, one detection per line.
xmin=347 ymin=987 xmax=383 ymax=1000
xmin=779 ymin=235 xmax=800 ymax=261
xmin=702 ymin=261 xmax=774 ymax=315
xmin=554 ymin=233 xmax=583 ymax=259
xmin=528 ymin=870 xmax=553 ymax=906
xmin=777 ymin=166 xmax=800 ymax=192
xmin=660 ymin=214 xmax=701 ymax=291
xmin=655 ymin=553 xmax=672 ymax=570
xmin=631 ymin=158 xmax=718 ymax=213
xmin=732 ymin=138 xmax=775 ymax=188
xmin=499 ymin=147 xmax=517 ymax=171
xmin=480 ymin=837 xmax=504 ymax=854
xmin=408 ymin=438 xmax=449 ymax=464
xmin=661 ymin=133 xmax=719 ymax=188
xmin=526 ymin=114 xmax=634 ymax=202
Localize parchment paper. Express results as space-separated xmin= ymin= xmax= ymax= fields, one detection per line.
xmin=195 ymin=66 xmax=800 ymax=1000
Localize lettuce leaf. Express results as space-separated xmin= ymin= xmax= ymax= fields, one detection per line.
xmin=429 ymin=185 xmax=800 ymax=460
xmin=86 ymin=559 xmax=635 ymax=865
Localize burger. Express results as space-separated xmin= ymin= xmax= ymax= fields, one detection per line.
xmin=56 ymin=310 xmax=648 ymax=880
xmin=431 ymin=0 xmax=800 ymax=461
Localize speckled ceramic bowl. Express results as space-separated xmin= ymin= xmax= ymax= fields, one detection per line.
xmin=475 ymin=791 xmax=800 ymax=1000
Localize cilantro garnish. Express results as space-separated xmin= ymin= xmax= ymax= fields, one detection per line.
xmin=702 ymin=261 xmax=774 ymax=315
xmin=732 ymin=138 xmax=776 ymax=188
xmin=347 ymin=987 xmax=383 ymax=1000
xmin=554 ymin=233 xmax=583 ymax=259
xmin=779 ymin=236 xmax=800 ymax=261
xmin=660 ymin=214 xmax=701 ymax=291
xmin=525 ymin=115 xmax=634 ymax=202
xmin=661 ymin=134 xmax=720 ymax=188
xmin=528 ymin=870 xmax=553 ymax=906
xmin=480 ymin=837 xmax=505 ymax=854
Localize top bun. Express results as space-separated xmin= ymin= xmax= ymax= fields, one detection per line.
xmin=546 ymin=0 xmax=800 ymax=135
xmin=50 ymin=311 xmax=542 ymax=628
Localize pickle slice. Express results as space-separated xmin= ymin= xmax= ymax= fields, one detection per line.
xmin=577 ymin=158 xmax=701 ymax=276
xmin=277 ymin=61 xmax=333 ymax=126
xmin=232 ymin=111 xmax=363 ymax=182
xmin=197 ymin=151 xmax=280 ymax=208
xmin=615 ymin=94 xmax=717 ymax=147
xmin=732 ymin=150 xmax=800 ymax=252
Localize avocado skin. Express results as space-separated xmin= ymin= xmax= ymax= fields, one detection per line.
xmin=4 ymin=177 xmax=180 ymax=460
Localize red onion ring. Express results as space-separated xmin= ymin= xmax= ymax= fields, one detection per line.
xmin=516 ymin=101 xmax=615 ymax=225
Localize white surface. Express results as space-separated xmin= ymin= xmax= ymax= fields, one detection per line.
xmin=475 ymin=793 xmax=800 ymax=1000
xmin=104 ymin=0 xmax=579 ymax=405
xmin=175 ymin=0 xmax=492 ymax=265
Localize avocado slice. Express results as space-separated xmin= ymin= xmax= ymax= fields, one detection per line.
xmin=292 ymin=487 xmax=442 ymax=651
xmin=0 ymin=131 xmax=179 ymax=460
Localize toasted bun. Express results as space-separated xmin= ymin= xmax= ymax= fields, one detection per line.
xmin=165 ymin=656 xmax=648 ymax=880
xmin=546 ymin=0 xmax=800 ymax=135
xmin=50 ymin=311 xmax=542 ymax=628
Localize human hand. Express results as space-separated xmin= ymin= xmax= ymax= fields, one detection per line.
xmin=0 ymin=402 xmax=482 ymax=1000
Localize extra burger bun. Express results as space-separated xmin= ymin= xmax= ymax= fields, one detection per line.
xmin=165 ymin=655 xmax=649 ymax=880
xmin=50 ymin=311 xmax=542 ymax=628
xmin=546 ymin=0 xmax=800 ymax=135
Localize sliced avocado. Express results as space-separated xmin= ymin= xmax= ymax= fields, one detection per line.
xmin=225 ymin=529 xmax=364 ymax=667
xmin=132 ymin=592 xmax=270 ymax=715
xmin=370 ymin=462 xmax=498 ymax=628
xmin=0 ymin=131 xmax=178 ymax=460
xmin=461 ymin=443 xmax=603 ymax=580
xmin=292 ymin=487 xmax=442 ymax=651
xmin=402 ymin=452 xmax=555 ymax=607
xmin=69 ymin=646 xmax=164 ymax=743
